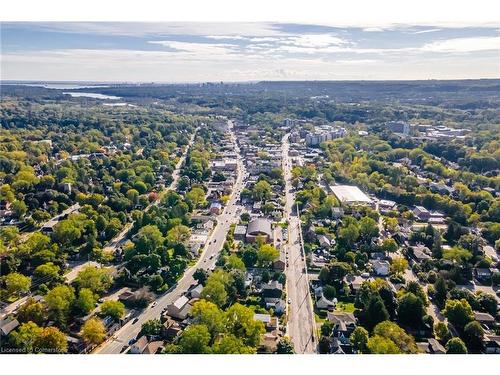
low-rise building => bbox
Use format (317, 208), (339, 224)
(167, 295), (192, 320)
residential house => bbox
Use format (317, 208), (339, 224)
(316, 295), (337, 310)
(484, 335), (500, 354)
(370, 260), (390, 276)
(161, 318), (182, 341)
(262, 280), (283, 299)
(130, 336), (149, 354)
(190, 284), (204, 299)
(273, 251), (286, 271)
(0, 318), (19, 336)
(167, 295), (192, 320)
(417, 338), (446, 354)
(143, 341), (164, 354)
(413, 206), (430, 221)
(233, 225), (247, 241)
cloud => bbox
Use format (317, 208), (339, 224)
(206, 35), (248, 40)
(421, 36), (500, 52)
(282, 34), (347, 48)
(148, 40), (239, 55)
(412, 28), (442, 34)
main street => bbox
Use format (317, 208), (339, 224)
(282, 133), (317, 354)
(95, 121), (245, 354)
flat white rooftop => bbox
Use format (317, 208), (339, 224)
(330, 185), (372, 204)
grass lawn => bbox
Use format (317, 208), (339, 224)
(336, 301), (356, 313)
(314, 312), (327, 323)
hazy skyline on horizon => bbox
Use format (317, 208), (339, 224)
(2, 22), (500, 82)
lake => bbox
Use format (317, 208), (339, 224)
(63, 92), (122, 100)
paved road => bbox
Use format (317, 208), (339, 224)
(94, 121), (244, 354)
(102, 129), (198, 254)
(64, 261), (100, 283)
(282, 134), (317, 354)
(19, 203), (81, 241)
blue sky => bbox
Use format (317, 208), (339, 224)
(1, 22), (499, 81)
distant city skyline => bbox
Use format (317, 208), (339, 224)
(1, 22), (500, 82)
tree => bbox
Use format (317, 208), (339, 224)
(434, 322), (451, 343)
(3, 272), (31, 297)
(351, 326), (369, 353)
(257, 244), (279, 266)
(16, 297), (47, 326)
(433, 276), (448, 308)
(380, 238), (398, 253)
(166, 224), (191, 246)
(367, 335), (401, 354)
(397, 292), (425, 328)
(149, 274), (164, 291)
(363, 295), (389, 331)
(140, 319), (162, 336)
(359, 216), (379, 242)
(33, 262), (60, 284)
(35, 326), (68, 353)
(338, 224), (359, 247)
(53, 219), (81, 246)
(213, 334), (255, 354)
(100, 300), (125, 320)
(383, 217), (398, 233)
(193, 269), (208, 285)
(190, 300), (225, 339)
(74, 266), (112, 294)
(226, 254), (246, 271)
(178, 324), (211, 354)
(201, 278), (228, 308)
(446, 337), (468, 354)
(73, 288), (96, 315)
(253, 180), (272, 201)
(11, 200), (27, 218)
(45, 285), (75, 328)
(186, 187), (206, 209)
(443, 247), (472, 263)
(323, 285), (337, 300)
(476, 293), (497, 316)
(81, 317), (106, 346)
(225, 303), (265, 347)
(442, 299), (474, 331)
(10, 321), (43, 353)
(276, 337), (295, 354)
(371, 285), (394, 318)
(463, 321), (484, 352)
(390, 257), (408, 275)
(372, 321), (418, 353)
(134, 225), (164, 254)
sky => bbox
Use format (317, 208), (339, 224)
(1, 22), (500, 82)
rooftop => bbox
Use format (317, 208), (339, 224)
(329, 185), (372, 205)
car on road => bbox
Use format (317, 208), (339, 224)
(128, 338), (137, 345)
(288, 298), (291, 304)
(132, 318), (139, 324)
(209, 254), (215, 259)
(151, 302), (157, 308)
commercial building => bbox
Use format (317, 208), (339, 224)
(329, 185), (372, 206)
(386, 121), (410, 136)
